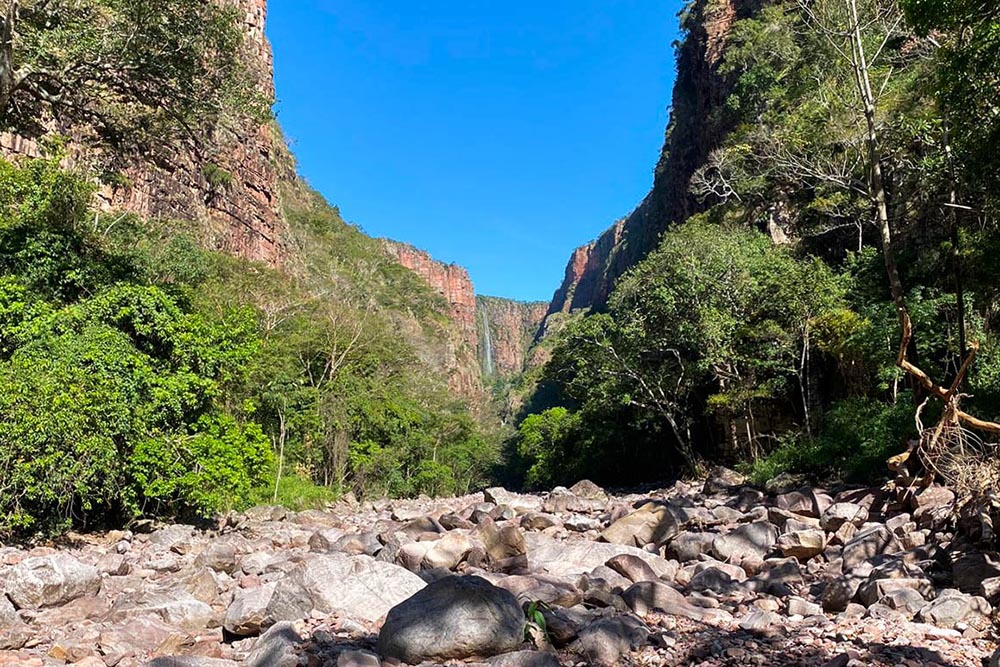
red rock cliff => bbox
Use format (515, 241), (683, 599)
(0, 0), (284, 265)
(477, 297), (548, 377)
(547, 0), (759, 315)
(383, 240), (483, 396)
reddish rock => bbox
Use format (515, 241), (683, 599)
(545, 0), (752, 316)
(383, 241), (483, 396)
(1, 0), (284, 265)
(477, 296), (547, 377)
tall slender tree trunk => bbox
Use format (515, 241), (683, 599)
(846, 0), (906, 318)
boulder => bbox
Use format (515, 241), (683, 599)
(308, 528), (347, 553)
(703, 467), (746, 495)
(245, 621), (302, 667)
(193, 541), (239, 574)
(841, 526), (898, 571)
(0, 595), (16, 627)
(376, 576), (524, 663)
(857, 578), (933, 607)
(526, 534), (673, 579)
(953, 553), (1000, 595)
(601, 502), (680, 547)
(777, 529), (826, 560)
(568, 480), (608, 501)
(270, 554), (425, 623)
(622, 581), (730, 623)
(337, 650), (381, 667)
(666, 531), (716, 563)
(820, 503), (869, 533)
(570, 616), (648, 667)
(605, 554), (659, 584)
(5, 553), (100, 609)
(478, 518), (528, 571)
(224, 582), (276, 636)
(494, 574), (583, 608)
(108, 589), (213, 631)
(880, 587), (928, 616)
(485, 650), (560, 667)
(918, 590), (992, 629)
(688, 567), (735, 593)
(712, 522), (777, 562)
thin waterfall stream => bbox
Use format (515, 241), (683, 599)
(482, 308), (494, 376)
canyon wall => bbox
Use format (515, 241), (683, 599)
(384, 241), (549, 391)
(547, 0), (760, 315)
(477, 297), (549, 378)
(0, 0), (284, 265)
(382, 241), (483, 396)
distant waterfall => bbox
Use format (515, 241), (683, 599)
(482, 308), (494, 376)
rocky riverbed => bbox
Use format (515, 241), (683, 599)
(0, 470), (997, 667)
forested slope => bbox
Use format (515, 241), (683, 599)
(518, 0), (1000, 492)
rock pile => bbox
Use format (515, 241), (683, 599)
(0, 469), (995, 666)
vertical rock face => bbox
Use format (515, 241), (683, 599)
(383, 240), (483, 396)
(0, 0), (284, 265)
(547, 0), (758, 315)
(477, 297), (548, 378)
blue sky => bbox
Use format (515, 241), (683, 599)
(266, 1), (683, 302)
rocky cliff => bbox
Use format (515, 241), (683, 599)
(477, 297), (548, 378)
(382, 241), (549, 389)
(547, 0), (759, 315)
(0, 0), (284, 264)
(382, 241), (483, 396)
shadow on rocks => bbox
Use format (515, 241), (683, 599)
(664, 628), (968, 667)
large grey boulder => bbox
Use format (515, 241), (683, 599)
(570, 616), (648, 667)
(245, 622), (302, 667)
(953, 553), (1000, 595)
(5, 553), (100, 609)
(621, 581), (731, 624)
(918, 590), (992, 629)
(666, 532), (716, 562)
(601, 502), (680, 547)
(842, 526), (899, 570)
(377, 576), (525, 663)
(526, 534), (673, 579)
(269, 554), (425, 623)
(224, 582), (277, 636)
(712, 522), (777, 562)
(777, 529), (826, 560)
(0, 595), (15, 626)
(702, 467), (746, 495)
(820, 503), (869, 533)
(108, 589), (213, 631)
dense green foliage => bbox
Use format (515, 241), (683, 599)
(0, 154), (495, 536)
(0, 156), (271, 533)
(516, 0), (1000, 488)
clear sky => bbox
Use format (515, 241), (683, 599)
(266, 1), (683, 302)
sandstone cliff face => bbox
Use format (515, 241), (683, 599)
(383, 241), (549, 391)
(0, 0), (283, 265)
(383, 240), (483, 396)
(547, 0), (759, 315)
(477, 297), (548, 378)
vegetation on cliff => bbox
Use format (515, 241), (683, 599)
(0, 2), (497, 536)
(516, 0), (1000, 489)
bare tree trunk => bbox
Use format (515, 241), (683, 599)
(0, 1), (16, 120)
(847, 0), (905, 318)
(944, 116), (967, 357)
